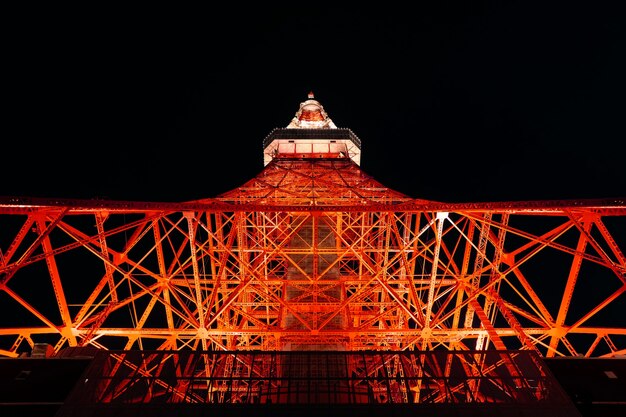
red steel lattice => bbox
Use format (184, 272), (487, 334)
(0, 95), (625, 361)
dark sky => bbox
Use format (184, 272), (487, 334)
(4, 3), (625, 203)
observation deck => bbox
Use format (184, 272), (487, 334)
(263, 92), (362, 166)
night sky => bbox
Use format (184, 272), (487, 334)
(4, 3), (625, 203)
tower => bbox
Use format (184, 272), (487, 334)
(0, 93), (624, 415)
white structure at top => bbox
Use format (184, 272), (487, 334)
(262, 92), (362, 166)
(287, 91), (338, 129)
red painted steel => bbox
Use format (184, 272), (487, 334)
(0, 95), (625, 361)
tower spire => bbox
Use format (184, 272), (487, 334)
(262, 93), (361, 166)
(287, 92), (336, 129)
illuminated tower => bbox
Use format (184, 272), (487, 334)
(0, 93), (624, 414)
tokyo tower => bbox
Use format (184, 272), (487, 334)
(0, 93), (624, 414)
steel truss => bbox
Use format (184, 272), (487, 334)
(0, 159), (625, 359)
(60, 349), (572, 406)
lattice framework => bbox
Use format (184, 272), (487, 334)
(1, 159), (625, 359)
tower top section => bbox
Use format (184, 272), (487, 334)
(263, 93), (362, 166)
(286, 91), (338, 129)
